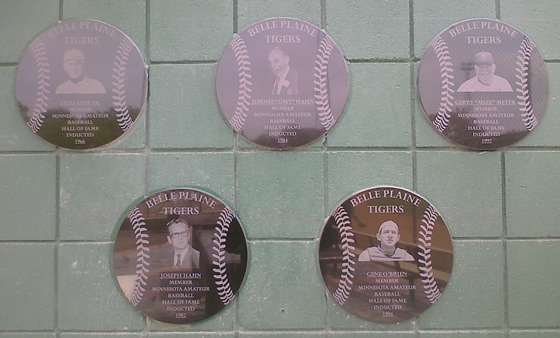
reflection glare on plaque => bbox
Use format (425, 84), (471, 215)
(319, 186), (453, 323)
(216, 17), (349, 149)
(16, 19), (147, 150)
(112, 188), (248, 324)
(418, 18), (548, 150)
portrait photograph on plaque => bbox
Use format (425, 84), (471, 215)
(418, 18), (548, 150)
(112, 188), (248, 324)
(16, 19), (148, 150)
(216, 17), (349, 149)
(319, 186), (453, 323)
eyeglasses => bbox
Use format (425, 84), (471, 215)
(169, 231), (189, 239)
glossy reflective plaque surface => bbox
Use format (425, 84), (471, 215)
(16, 19), (147, 149)
(418, 18), (547, 150)
(112, 188), (248, 324)
(216, 17), (349, 149)
(319, 186), (453, 323)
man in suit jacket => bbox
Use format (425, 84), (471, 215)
(268, 46), (298, 96)
(167, 218), (200, 270)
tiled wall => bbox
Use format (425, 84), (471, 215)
(1, 0), (559, 336)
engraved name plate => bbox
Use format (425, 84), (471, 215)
(16, 19), (147, 149)
(216, 17), (349, 149)
(319, 186), (453, 322)
(112, 188), (248, 324)
(418, 18), (548, 150)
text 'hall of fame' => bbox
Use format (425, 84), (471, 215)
(216, 18), (348, 149)
(112, 188), (248, 324)
(16, 19), (147, 149)
(418, 18), (548, 150)
(319, 187), (453, 323)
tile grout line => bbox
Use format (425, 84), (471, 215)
(59, 0), (63, 21)
(409, 0), (418, 193)
(321, 0), (326, 29)
(408, 1), (421, 335)
(232, 1), (241, 336)
(501, 150), (510, 336)
(497, 3), (509, 336)
(55, 3), (63, 338)
(321, 0), (331, 333)
(54, 150), (61, 337)
(144, 0), (152, 334)
(145, 0), (152, 198)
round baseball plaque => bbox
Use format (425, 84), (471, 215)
(112, 188), (248, 324)
(319, 186), (453, 323)
(418, 18), (548, 150)
(16, 19), (147, 150)
(216, 17), (349, 149)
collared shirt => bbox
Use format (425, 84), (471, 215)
(358, 246), (415, 262)
(56, 76), (106, 94)
(457, 75), (513, 92)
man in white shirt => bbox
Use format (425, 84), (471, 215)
(457, 51), (513, 92)
(56, 49), (106, 94)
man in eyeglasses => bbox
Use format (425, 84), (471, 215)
(457, 51), (513, 92)
(167, 218), (200, 270)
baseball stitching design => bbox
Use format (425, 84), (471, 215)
(431, 36), (455, 133)
(229, 34), (252, 132)
(212, 206), (236, 305)
(28, 39), (50, 133)
(112, 37), (134, 132)
(127, 207), (150, 306)
(515, 37), (537, 131)
(314, 35), (336, 131)
(417, 205), (442, 304)
(332, 205), (356, 305)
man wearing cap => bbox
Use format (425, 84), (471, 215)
(457, 51), (513, 92)
(56, 49), (106, 94)
(358, 220), (414, 262)
(165, 218), (200, 270)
